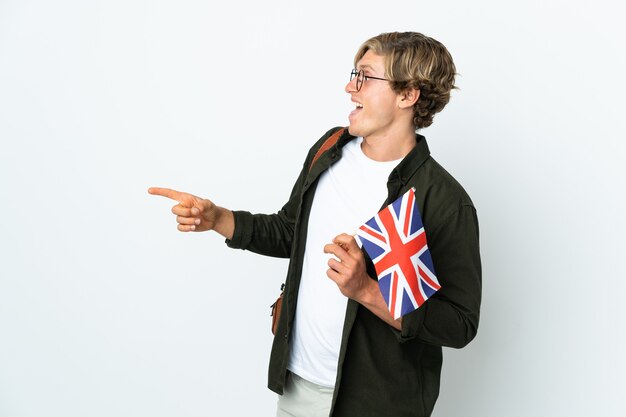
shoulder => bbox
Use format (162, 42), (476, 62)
(411, 156), (476, 230)
(302, 126), (349, 168)
(307, 126), (346, 154)
(423, 157), (474, 204)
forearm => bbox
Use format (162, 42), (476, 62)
(226, 209), (296, 258)
(398, 206), (481, 347)
(355, 275), (478, 346)
(212, 206), (235, 240)
(356, 278), (402, 331)
(412, 297), (479, 348)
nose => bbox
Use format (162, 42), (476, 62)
(345, 76), (358, 94)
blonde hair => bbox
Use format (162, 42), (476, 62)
(354, 32), (457, 129)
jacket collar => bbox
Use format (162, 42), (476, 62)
(335, 130), (431, 188)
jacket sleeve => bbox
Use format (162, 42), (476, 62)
(395, 204), (482, 348)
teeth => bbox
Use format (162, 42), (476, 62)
(356, 103), (363, 108)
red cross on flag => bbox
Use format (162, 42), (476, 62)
(356, 188), (440, 319)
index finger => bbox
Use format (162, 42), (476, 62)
(324, 242), (349, 261)
(148, 187), (184, 202)
(332, 233), (359, 251)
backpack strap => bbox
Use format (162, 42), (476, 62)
(308, 127), (346, 172)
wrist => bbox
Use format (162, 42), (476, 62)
(358, 276), (381, 306)
(212, 205), (234, 240)
(358, 277), (402, 330)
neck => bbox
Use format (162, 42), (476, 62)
(361, 126), (416, 162)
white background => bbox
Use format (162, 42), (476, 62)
(1, 0), (625, 416)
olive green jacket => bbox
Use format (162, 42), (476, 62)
(226, 127), (481, 417)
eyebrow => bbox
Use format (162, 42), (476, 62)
(357, 64), (383, 77)
(358, 64), (375, 72)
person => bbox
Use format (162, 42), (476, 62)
(149, 32), (481, 417)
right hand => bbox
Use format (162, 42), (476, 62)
(148, 187), (225, 233)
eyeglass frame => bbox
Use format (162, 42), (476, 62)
(349, 69), (390, 92)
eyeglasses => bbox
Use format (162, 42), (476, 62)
(350, 69), (390, 92)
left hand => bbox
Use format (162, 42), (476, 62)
(325, 233), (402, 330)
(324, 233), (374, 302)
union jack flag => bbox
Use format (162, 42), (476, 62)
(356, 188), (440, 319)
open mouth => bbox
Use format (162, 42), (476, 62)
(349, 100), (363, 122)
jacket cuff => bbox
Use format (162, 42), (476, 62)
(391, 303), (427, 343)
(225, 210), (254, 249)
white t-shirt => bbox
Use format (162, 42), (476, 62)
(287, 137), (401, 387)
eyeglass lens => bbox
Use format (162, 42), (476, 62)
(350, 70), (363, 91)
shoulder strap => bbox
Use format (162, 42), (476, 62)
(308, 127), (346, 172)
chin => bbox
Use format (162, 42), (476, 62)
(347, 124), (361, 137)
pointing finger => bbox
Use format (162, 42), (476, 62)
(148, 187), (185, 202)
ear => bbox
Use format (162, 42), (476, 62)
(398, 87), (420, 109)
